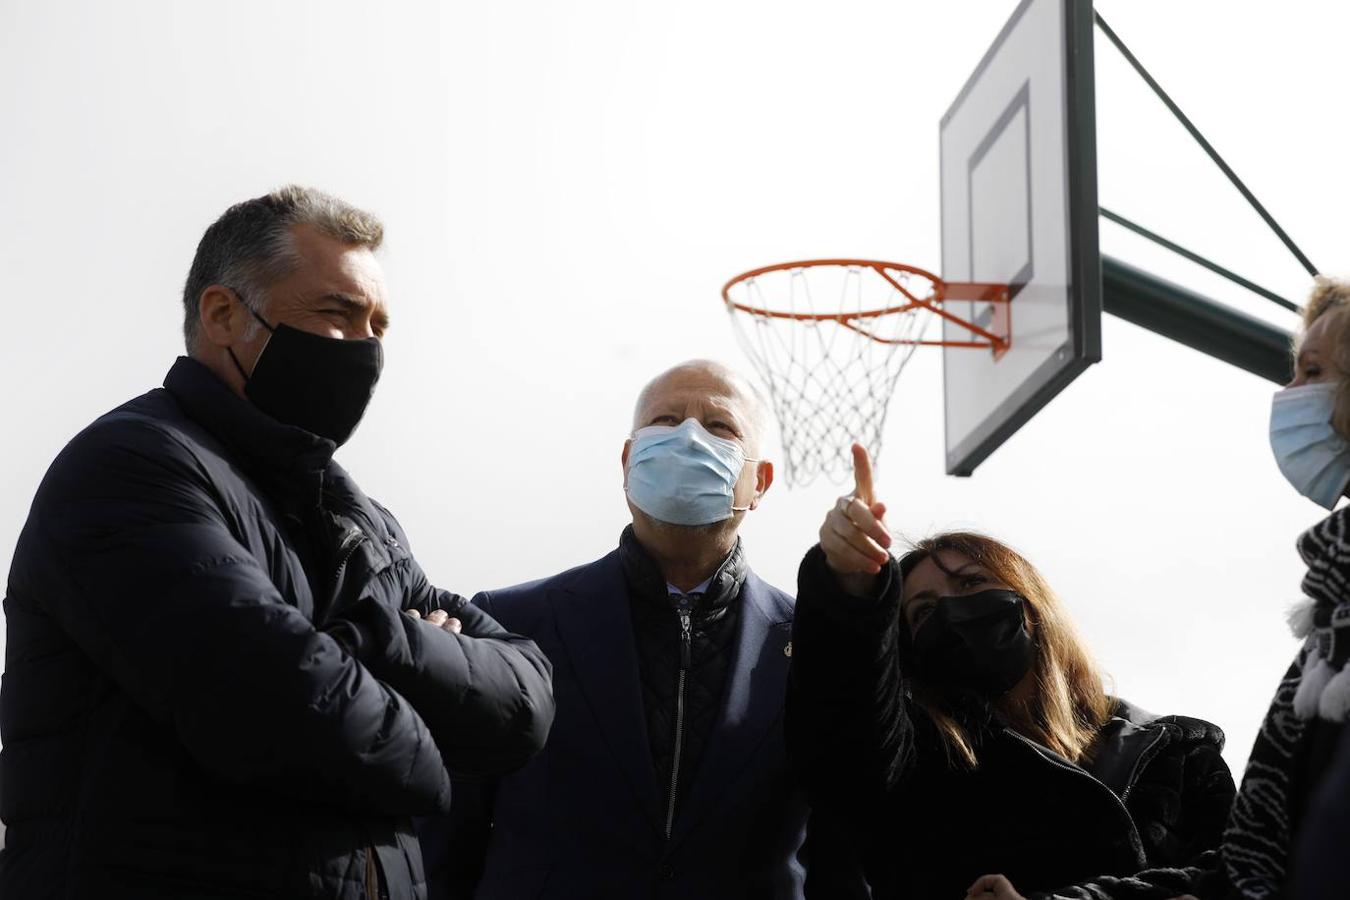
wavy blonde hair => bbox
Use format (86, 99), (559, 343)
(1298, 277), (1350, 439)
(899, 532), (1114, 769)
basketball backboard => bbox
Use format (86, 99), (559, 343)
(939, 0), (1101, 476)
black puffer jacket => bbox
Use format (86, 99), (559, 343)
(0, 357), (555, 899)
(786, 546), (1235, 899)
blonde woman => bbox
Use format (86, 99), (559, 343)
(785, 448), (1235, 899)
(1225, 276), (1350, 899)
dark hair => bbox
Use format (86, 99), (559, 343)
(181, 185), (383, 350)
(899, 531), (1112, 768)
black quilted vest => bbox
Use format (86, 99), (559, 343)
(619, 526), (745, 837)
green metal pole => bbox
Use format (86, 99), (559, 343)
(1101, 255), (1293, 385)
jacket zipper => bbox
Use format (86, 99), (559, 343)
(1005, 730), (1145, 854)
(1118, 729), (1168, 803)
(664, 597), (693, 841)
(332, 525), (366, 594)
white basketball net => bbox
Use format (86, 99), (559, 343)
(724, 262), (943, 487)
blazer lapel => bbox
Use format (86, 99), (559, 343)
(671, 574), (792, 845)
(551, 552), (663, 835)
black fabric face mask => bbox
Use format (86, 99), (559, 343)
(228, 308), (383, 447)
(910, 589), (1036, 697)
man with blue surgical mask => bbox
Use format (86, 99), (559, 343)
(421, 360), (822, 899)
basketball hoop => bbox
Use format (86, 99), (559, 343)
(722, 259), (1009, 487)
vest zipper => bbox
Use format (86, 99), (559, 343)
(664, 598), (693, 841)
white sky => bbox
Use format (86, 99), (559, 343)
(3, 0), (1349, 777)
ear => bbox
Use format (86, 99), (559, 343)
(748, 459), (774, 509)
(198, 285), (243, 349)
(620, 439), (633, 488)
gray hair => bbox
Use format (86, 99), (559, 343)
(181, 185), (384, 350)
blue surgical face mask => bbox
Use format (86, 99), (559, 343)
(1271, 382), (1350, 510)
(625, 418), (760, 526)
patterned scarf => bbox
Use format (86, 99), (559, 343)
(1224, 506), (1350, 898)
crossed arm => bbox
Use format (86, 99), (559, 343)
(326, 559), (555, 780)
(28, 417), (552, 815)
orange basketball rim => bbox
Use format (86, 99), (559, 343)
(721, 259), (1010, 355)
(720, 258), (1013, 487)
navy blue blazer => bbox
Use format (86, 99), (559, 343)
(422, 548), (807, 899)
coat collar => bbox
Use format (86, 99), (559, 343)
(1036, 698), (1223, 803)
(163, 356), (335, 508)
(616, 524), (747, 611)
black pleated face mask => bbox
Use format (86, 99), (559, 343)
(229, 308), (383, 447)
(910, 589), (1036, 697)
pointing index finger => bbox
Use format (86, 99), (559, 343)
(851, 443), (876, 507)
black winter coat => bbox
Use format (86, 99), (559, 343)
(0, 357), (555, 899)
(786, 546), (1235, 899)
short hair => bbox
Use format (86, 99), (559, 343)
(631, 360), (770, 456)
(897, 532), (1113, 770)
(181, 185), (383, 350)
(1298, 276), (1350, 439)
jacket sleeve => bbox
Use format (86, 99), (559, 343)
(327, 568), (555, 779)
(1025, 852), (1226, 900)
(785, 544), (913, 818)
(408, 589), (541, 899)
(1171, 741), (1236, 863)
(26, 417), (451, 816)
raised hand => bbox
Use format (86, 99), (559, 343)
(819, 443), (892, 595)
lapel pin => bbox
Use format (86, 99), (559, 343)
(783, 641), (793, 658)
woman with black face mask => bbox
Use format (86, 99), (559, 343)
(785, 446), (1235, 900)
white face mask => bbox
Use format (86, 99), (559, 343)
(1270, 382), (1350, 510)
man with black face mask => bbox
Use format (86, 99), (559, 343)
(0, 186), (555, 900)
